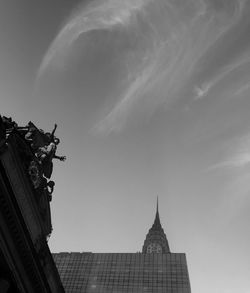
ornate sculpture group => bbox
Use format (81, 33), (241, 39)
(0, 115), (66, 200)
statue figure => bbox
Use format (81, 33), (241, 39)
(0, 115), (66, 192)
(0, 115), (18, 139)
(39, 177), (55, 201)
(24, 121), (51, 149)
(23, 121), (66, 178)
(46, 181), (55, 201)
(36, 137), (66, 179)
(45, 123), (57, 143)
(2, 116), (18, 130)
(0, 116), (19, 149)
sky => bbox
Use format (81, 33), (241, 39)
(1, 0), (250, 292)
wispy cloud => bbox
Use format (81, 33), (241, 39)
(209, 153), (250, 170)
(37, 0), (151, 79)
(193, 83), (212, 100)
(209, 133), (250, 171)
(235, 82), (250, 96)
(205, 132), (250, 215)
(37, 0), (248, 133)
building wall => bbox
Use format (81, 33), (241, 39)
(0, 131), (65, 293)
(53, 252), (191, 293)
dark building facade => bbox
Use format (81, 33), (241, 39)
(54, 200), (191, 292)
(0, 117), (65, 293)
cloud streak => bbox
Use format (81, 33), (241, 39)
(37, 0), (249, 133)
(38, 0), (151, 78)
(209, 133), (250, 170)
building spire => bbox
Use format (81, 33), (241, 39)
(142, 197), (170, 253)
(152, 196), (161, 230)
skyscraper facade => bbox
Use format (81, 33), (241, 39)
(54, 201), (191, 292)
